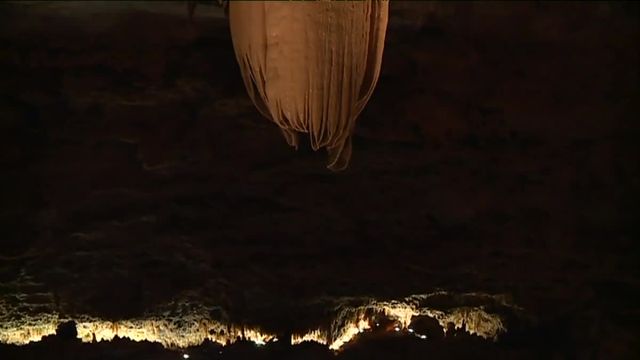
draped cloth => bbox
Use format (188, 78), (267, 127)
(229, 1), (389, 171)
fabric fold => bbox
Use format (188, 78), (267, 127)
(229, 0), (389, 171)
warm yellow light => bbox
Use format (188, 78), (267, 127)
(289, 294), (510, 350)
(1, 292), (513, 351)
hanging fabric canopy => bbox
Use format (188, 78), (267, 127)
(229, 0), (389, 171)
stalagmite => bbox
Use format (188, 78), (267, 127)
(229, 1), (389, 170)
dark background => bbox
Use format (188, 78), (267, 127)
(1, 1), (638, 359)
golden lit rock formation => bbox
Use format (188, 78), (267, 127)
(229, 0), (389, 170)
(1, 292), (517, 351)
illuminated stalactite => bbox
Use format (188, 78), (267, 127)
(229, 0), (389, 170)
(290, 295), (510, 350)
(0, 292), (518, 351)
(0, 323), (58, 346)
(75, 320), (275, 348)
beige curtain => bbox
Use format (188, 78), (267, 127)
(229, 1), (389, 171)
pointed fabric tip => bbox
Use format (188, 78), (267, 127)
(229, 0), (388, 171)
(327, 136), (353, 172)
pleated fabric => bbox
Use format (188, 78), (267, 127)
(229, 1), (389, 171)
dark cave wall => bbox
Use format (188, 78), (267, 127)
(0, 1), (639, 358)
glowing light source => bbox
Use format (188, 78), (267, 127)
(329, 318), (371, 350)
(182, 354), (190, 359)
